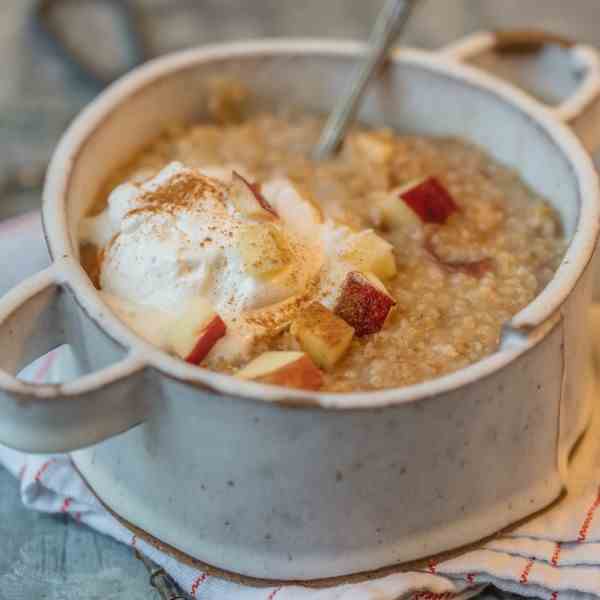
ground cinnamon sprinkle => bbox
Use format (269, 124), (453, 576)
(135, 172), (227, 215)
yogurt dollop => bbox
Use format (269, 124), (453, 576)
(80, 162), (387, 363)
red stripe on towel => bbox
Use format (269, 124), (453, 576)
(549, 544), (561, 599)
(191, 573), (208, 597)
(34, 459), (54, 482)
(551, 542), (562, 567)
(578, 486), (600, 542)
(266, 587), (282, 600)
(519, 558), (534, 584)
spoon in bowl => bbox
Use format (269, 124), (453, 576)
(312, 0), (419, 161)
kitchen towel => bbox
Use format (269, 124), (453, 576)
(2, 212), (600, 600)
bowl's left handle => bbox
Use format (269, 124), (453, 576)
(441, 30), (600, 152)
(0, 264), (149, 453)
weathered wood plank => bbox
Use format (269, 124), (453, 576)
(0, 468), (156, 600)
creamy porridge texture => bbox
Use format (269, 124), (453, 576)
(80, 113), (565, 392)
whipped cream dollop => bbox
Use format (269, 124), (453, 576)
(80, 162), (389, 363)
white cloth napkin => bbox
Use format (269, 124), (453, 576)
(3, 212), (600, 600)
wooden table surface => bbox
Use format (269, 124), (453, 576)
(0, 467), (157, 600)
(3, 1), (600, 598)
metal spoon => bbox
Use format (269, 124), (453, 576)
(312, 0), (419, 161)
(135, 549), (187, 600)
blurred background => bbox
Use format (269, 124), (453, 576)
(3, 0), (600, 220)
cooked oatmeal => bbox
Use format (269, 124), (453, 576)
(81, 113), (565, 392)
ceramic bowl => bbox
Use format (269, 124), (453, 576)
(0, 31), (599, 581)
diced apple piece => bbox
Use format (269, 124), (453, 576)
(334, 271), (396, 337)
(237, 351), (323, 390)
(399, 177), (458, 224)
(185, 315), (227, 364)
(167, 298), (227, 364)
(230, 171), (278, 220)
(341, 230), (397, 279)
(290, 302), (354, 370)
(260, 179), (323, 239)
(376, 190), (424, 230)
(352, 132), (394, 164)
(238, 223), (291, 278)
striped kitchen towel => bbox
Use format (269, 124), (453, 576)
(2, 211), (600, 599)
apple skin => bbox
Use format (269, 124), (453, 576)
(424, 236), (493, 278)
(185, 315), (227, 365)
(334, 271), (396, 337)
(238, 351), (323, 390)
(231, 171), (278, 219)
(399, 177), (458, 224)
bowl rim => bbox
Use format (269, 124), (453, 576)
(42, 38), (600, 410)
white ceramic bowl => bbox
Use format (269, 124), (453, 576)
(0, 32), (599, 582)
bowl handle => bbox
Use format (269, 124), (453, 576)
(440, 30), (600, 150)
(0, 264), (149, 453)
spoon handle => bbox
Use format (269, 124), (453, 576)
(312, 0), (419, 161)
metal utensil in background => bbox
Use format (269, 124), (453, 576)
(136, 548), (188, 600)
(312, 0), (419, 160)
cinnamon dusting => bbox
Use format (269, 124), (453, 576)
(134, 171), (227, 216)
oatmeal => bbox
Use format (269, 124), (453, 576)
(80, 113), (565, 392)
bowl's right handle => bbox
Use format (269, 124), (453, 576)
(0, 263), (149, 454)
(443, 31), (600, 480)
(441, 30), (600, 153)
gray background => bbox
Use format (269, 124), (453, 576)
(2, 1), (600, 598)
